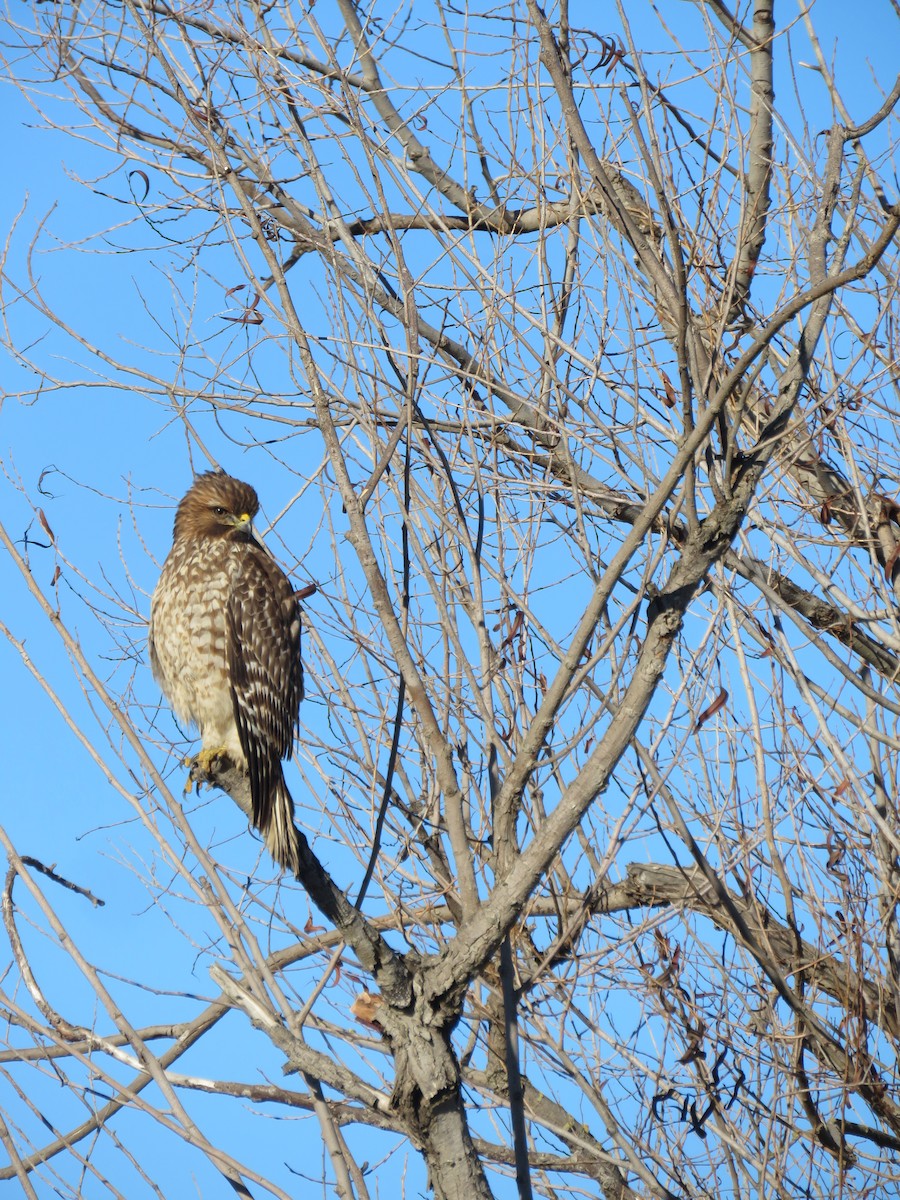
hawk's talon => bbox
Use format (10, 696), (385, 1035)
(185, 747), (231, 793)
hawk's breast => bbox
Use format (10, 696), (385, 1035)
(149, 538), (239, 743)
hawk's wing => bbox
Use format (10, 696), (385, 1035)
(226, 539), (303, 832)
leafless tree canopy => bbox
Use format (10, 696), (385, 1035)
(2, 2), (900, 1197)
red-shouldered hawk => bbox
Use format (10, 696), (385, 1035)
(149, 472), (303, 874)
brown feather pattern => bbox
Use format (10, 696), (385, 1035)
(149, 471), (303, 873)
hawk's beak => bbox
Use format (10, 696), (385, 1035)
(229, 512), (253, 532)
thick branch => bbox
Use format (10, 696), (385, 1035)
(607, 862), (900, 1043)
(190, 756), (412, 1006)
(725, 2), (775, 322)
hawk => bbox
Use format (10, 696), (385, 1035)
(149, 471), (303, 874)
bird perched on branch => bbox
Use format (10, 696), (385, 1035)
(149, 471), (303, 874)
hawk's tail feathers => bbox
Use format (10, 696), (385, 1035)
(263, 774), (301, 876)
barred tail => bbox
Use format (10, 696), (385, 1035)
(262, 774), (300, 876)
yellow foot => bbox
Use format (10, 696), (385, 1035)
(184, 747), (230, 793)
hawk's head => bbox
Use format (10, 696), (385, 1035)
(173, 472), (260, 542)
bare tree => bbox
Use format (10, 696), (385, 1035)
(2, 2), (900, 1197)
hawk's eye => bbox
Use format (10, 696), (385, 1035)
(212, 506), (228, 517)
